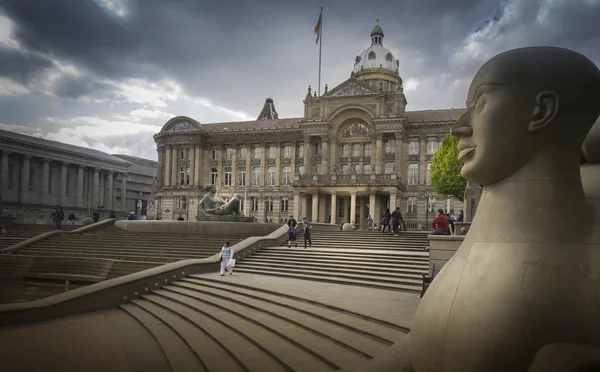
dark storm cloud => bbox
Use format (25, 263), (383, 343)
(0, 45), (55, 83)
(52, 74), (114, 100)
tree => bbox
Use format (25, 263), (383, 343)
(430, 134), (467, 202)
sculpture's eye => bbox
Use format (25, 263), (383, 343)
(475, 96), (486, 112)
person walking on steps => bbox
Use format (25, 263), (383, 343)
(287, 215), (298, 248)
(219, 241), (234, 276)
(381, 208), (392, 233)
(391, 207), (404, 236)
(302, 217), (312, 249)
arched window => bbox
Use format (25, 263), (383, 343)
(355, 55), (361, 63)
(342, 144), (349, 157)
(385, 53), (393, 61)
(368, 51), (376, 60)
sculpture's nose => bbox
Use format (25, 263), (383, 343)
(451, 110), (473, 137)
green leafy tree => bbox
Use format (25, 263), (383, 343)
(430, 134), (467, 202)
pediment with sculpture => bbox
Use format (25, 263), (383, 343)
(341, 123), (371, 139)
(324, 78), (379, 98)
(161, 116), (205, 133)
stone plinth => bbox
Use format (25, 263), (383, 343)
(342, 223), (355, 231)
(81, 216), (94, 226)
(114, 220), (273, 234)
(428, 234), (465, 272)
(195, 215), (255, 223)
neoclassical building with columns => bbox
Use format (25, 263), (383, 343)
(0, 129), (157, 224)
(153, 22), (465, 228)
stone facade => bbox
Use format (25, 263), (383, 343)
(153, 23), (465, 228)
(0, 129), (157, 224)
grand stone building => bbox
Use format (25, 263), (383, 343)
(0, 129), (157, 224)
(154, 22), (465, 228)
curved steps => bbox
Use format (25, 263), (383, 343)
(119, 275), (406, 371)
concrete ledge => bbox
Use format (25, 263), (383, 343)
(0, 223), (289, 327)
(453, 222), (471, 235)
(114, 220), (276, 234)
(0, 219), (117, 254)
(428, 234), (465, 272)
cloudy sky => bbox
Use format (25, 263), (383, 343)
(1, 0), (599, 160)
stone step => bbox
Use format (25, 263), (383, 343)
(230, 267), (422, 293)
(120, 303), (207, 372)
(241, 257), (428, 274)
(256, 249), (428, 260)
(248, 253), (428, 268)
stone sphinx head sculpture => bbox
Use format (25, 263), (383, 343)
(451, 46), (600, 186)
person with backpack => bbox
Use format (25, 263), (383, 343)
(127, 210), (137, 220)
(391, 207), (405, 236)
(53, 207), (64, 230)
(219, 241), (234, 276)
(67, 212), (76, 225)
(302, 217), (312, 249)
(287, 215), (298, 248)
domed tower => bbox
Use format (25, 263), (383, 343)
(353, 20), (403, 92)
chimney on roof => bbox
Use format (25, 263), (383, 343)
(257, 98), (279, 120)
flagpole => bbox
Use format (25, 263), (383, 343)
(318, 6), (323, 96)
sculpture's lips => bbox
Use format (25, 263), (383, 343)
(457, 145), (476, 160)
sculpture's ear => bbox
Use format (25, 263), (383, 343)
(529, 91), (559, 133)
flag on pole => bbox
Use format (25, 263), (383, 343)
(314, 8), (322, 44)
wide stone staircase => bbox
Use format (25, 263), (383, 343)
(118, 274), (407, 372)
(234, 225), (430, 293)
(0, 224), (78, 250)
(1, 224), (279, 284)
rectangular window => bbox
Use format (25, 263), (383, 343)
(211, 149), (218, 160)
(225, 148), (233, 160)
(268, 146), (276, 159)
(315, 143), (322, 155)
(252, 167), (260, 186)
(239, 147), (246, 160)
(283, 145), (291, 158)
(280, 197), (289, 212)
(29, 165), (34, 191)
(363, 143), (371, 156)
(385, 140), (396, 154)
(363, 164), (371, 174)
(267, 167), (275, 186)
(48, 169), (53, 193)
(282, 166), (291, 185)
(342, 144), (349, 157)
(211, 168), (218, 185)
(224, 166), (232, 186)
(180, 167), (185, 185)
(409, 141), (419, 155)
(407, 197), (416, 213)
(186, 167), (191, 185)
(353, 164), (360, 174)
(253, 147), (261, 159)
(352, 143), (360, 157)
(266, 196), (273, 212)
(251, 197), (258, 211)
(338, 199), (344, 218)
(408, 164), (419, 185)
(238, 169), (246, 186)
(314, 163), (322, 175)
(427, 140), (439, 155)
(297, 145), (304, 158)
(178, 196), (187, 210)
(384, 162), (394, 174)
(341, 164), (349, 175)
(180, 150), (185, 160)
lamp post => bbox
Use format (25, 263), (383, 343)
(185, 193), (194, 221)
(422, 191), (435, 231)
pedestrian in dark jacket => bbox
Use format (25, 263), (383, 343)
(92, 211), (100, 223)
(381, 209), (392, 233)
(287, 215), (298, 248)
(391, 207), (404, 236)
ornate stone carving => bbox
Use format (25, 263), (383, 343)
(342, 123), (371, 138)
(330, 82), (377, 97)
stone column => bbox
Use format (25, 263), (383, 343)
(164, 145), (171, 187)
(42, 159), (50, 205)
(290, 142), (297, 182)
(157, 146), (164, 187)
(189, 146), (196, 186)
(321, 137), (329, 176)
(330, 192), (337, 224)
(419, 136), (427, 185)
(171, 146), (178, 186)
(342, 197), (349, 223)
(194, 146), (202, 185)
(106, 171), (114, 210)
(350, 192), (357, 225)
(245, 143), (252, 187)
(329, 140), (337, 174)
(121, 174), (128, 212)
(77, 165), (85, 208)
(375, 136), (383, 174)
(319, 196), (327, 223)
(259, 145), (266, 186)
(359, 197), (366, 230)
(395, 131), (403, 178)
(1, 151), (9, 192)
(60, 162), (68, 206)
(275, 143), (281, 186)
(311, 193), (319, 222)
(293, 192), (300, 219)
(21, 155), (31, 203)
(301, 195), (308, 219)
(258, 198), (266, 223)
(93, 168), (100, 207)
(303, 136), (312, 175)
(390, 191), (397, 211)
(231, 148), (237, 188)
(217, 145), (224, 188)
(369, 192), (376, 221)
